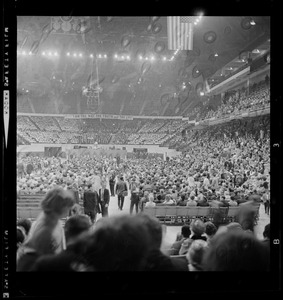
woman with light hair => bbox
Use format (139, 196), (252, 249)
(17, 187), (75, 271)
(186, 239), (208, 271)
(145, 193), (156, 207)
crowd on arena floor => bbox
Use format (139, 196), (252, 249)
(16, 185), (270, 272)
(17, 115), (270, 271)
(16, 76), (271, 272)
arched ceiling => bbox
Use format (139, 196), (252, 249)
(17, 16), (270, 115)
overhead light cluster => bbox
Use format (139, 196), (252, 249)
(18, 49), (183, 63)
(17, 50), (59, 57)
(114, 54), (131, 61)
(169, 48), (180, 61)
(194, 15), (203, 25)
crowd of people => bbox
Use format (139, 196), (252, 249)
(16, 186), (270, 272)
(16, 79), (271, 272)
(16, 124), (271, 272)
(183, 79), (270, 122)
(17, 112), (270, 217)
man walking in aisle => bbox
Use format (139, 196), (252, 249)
(98, 180), (110, 217)
(115, 177), (128, 211)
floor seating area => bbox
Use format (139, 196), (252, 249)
(143, 204), (261, 225)
(17, 194), (261, 227)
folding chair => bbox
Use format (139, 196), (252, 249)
(165, 206), (177, 224)
(226, 207), (239, 222)
(197, 207), (210, 222)
(176, 207), (189, 224)
(143, 206), (157, 218)
(155, 206), (167, 223)
(187, 207), (199, 222)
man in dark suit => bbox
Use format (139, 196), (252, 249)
(83, 184), (100, 224)
(115, 177), (128, 210)
(98, 181), (110, 217)
(109, 174), (116, 197)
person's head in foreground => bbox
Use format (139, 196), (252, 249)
(202, 230), (270, 271)
(81, 214), (150, 271)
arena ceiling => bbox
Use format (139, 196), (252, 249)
(17, 16), (270, 116)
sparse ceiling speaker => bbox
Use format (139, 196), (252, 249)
(203, 31), (217, 43)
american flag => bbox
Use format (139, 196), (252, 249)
(167, 16), (195, 50)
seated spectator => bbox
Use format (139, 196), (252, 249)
(17, 226), (26, 250)
(17, 187), (75, 271)
(186, 196), (197, 206)
(219, 196), (230, 207)
(17, 218), (32, 236)
(169, 225), (191, 255)
(143, 181), (153, 193)
(204, 221), (217, 244)
(30, 215), (92, 272)
(262, 223), (270, 249)
(248, 189), (262, 203)
(81, 215), (150, 271)
(161, 194), (176, 206)
(145, 194), (156, 207)
(227, 198), (238, 206)
(136, 214), (182, 271)
(186, 240), (208, 271)
(215, 222), (243, 236)
(197, 197), (210, 207)
(179, 219), (207, 255)
(171, 189), (178, 201)
(202, 230), (270, 271)
(237, 203), (257, 233)
(155, 189), (166, 203)
(69, 203), (83, 217)
(139, 190), (150, 210)
(177, 194), (188, 206)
